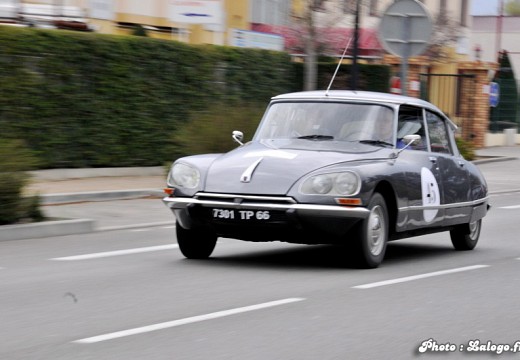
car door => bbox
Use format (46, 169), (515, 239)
(424, 110), (471, 226)
(395, 106), (445, 231)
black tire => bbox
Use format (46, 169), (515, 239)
(450, 219), (481, 251)
(351, 192), (389, 268)
(176, 221), (217, 259)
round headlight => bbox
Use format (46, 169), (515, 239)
(169, 163), (200, 189)
(334, 172), (359, 195)
(312, 175), (333, 194)
(300, 171), (360, 196)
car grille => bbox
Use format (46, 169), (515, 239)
(194, 192), (297, 205)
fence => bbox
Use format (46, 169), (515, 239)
(420, 73), (477, 141)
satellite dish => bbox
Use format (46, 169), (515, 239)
(378, 0), (433, 58)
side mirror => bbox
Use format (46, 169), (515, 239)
(232, 130), (244, 146)
(395, 134), (421, 157)
(403, 134), (421, 144)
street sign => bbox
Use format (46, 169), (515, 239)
(229, 29), (284, 51)
(489, 82), (500, 107)
(378, 0), (433, 58)
(378, 0), (433, 95)
(390, 76), (401, 94)
(169, 0), (223, 25)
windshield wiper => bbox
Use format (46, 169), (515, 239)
(297, 134), (334, 140)
(358, 140), (394, 148)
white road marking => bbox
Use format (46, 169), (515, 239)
(50, 244), (178, 261)
(352, 265), (490, 289)
(500, 205), (520, 209)
(73, 298), (306, 344)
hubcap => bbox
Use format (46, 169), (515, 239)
(368, 205), (386, 256)
(468, 221), (480, 241)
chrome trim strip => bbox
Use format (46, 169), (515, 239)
(163, 196), (370, 219)
(398, 197), (489, 212)
(194, 193), (297, 203)
(240, 157), (263, 183)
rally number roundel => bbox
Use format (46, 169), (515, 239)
(420, 167), (440, 223)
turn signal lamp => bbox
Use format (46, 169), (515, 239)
(335, 198), (362, 206)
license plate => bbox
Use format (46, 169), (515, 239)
(212, 208), (271, 221)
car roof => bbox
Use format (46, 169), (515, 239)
(271, 90), (456, 128)
(272, 90), (435, 110)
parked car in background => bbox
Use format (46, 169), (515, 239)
(163, 91), (489, 268)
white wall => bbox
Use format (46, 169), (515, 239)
(485, 131), (520, 146)
(0, 0), (18, 19)
(88, 0), (113, 20)
(470, 16), (520, 79)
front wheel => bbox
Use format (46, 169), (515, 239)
(176, 221), (217, 259)
(351, 192), (389, 268)
(450, 219), (481, 250)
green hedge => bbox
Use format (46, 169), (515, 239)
(0, 27), (390, 168)
(292, 62), (391, 92)
(171, 100), (266, 159)
(0, 140), (43, 225)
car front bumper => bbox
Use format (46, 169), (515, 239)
(163, 192), (370, 244)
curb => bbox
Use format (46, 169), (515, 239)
(473, 156), (518, 165)
(98, 221), (175, 233)
(0, 219), (176, 242)
(41, 189), (164, 205)
(489, 188), (520, 195)
(29, 166), (165, 181)
(0, 218), (95, 242)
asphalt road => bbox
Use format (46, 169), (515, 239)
(2, 187), (520, 360)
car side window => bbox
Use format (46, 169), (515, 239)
(397, 106), (427, 150)
(426, 111), (452, 155)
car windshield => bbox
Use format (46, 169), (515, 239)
(254, 101), (396, 147)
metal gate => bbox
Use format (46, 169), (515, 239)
(420, 73), (477, 141)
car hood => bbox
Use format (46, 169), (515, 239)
(203, 141), (387, 195)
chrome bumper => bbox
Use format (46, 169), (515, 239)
(162, 196), (370, 219)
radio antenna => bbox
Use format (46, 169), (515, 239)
(325, 37), (352, 96)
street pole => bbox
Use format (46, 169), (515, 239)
(351, 0), (360, 90)
(495, 0), (504, 61)
(400, 14), (411, 96)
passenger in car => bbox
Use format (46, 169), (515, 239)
(397, 117), (425, 150)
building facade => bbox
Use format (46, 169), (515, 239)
(2, 1), (472, 55)
(470, 15), (520, 78)
(1, 0), (250, 45)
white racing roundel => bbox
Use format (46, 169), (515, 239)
(421, 167), (440, 223)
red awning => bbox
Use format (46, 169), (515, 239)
(251, 23), (383, 57)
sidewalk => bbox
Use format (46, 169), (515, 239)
(27, 175), (165, 195)
(31, 167), (173, 236)
(1, 167), (172, 242)
(2, 146), (519, 242)
(474, 145), (520, 163)
(26, 167), (166, 205)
